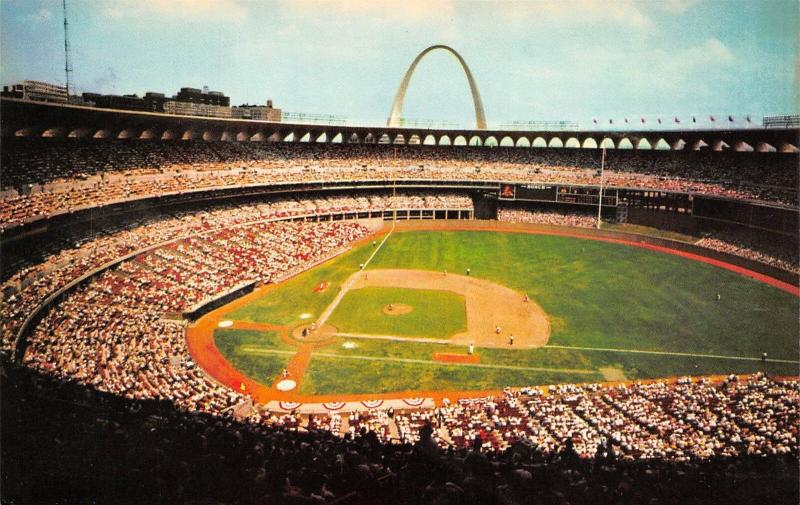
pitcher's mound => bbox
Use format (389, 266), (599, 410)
(382, 303), (413, 316)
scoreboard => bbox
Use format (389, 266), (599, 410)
(499, 183), (618, 206)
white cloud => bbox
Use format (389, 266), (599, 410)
(101, 0), (248, 23)
(282, 0), (455, 25)
(503, 0), (654, 31)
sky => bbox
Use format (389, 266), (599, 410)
(1, 0), (797, 128)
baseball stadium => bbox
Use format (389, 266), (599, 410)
(2, 3), (799, 504)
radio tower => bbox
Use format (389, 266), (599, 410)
(62, 0), (74, 99)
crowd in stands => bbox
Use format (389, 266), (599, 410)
(20, 220), (369, 415)
(497, 206), (598, 228)
(4, 359), (798, 504)
(0, 192), (471, 353)
(696, 233), (800, 274)
(1, 140), (797, 228)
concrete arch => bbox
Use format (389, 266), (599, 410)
(652, 138), (671, 150)
(15, 128), (38, 137)
(532, 137), (547, 148)
(117, 129), (139, 139)
(635, 138), (652, 150)
(617, 138), (634, 149)
(779, 143), (799, 153)
(515, 137), (531, 147)
(220, 131), (235, 141)
(483, 136), (498, 147)
(387, 45), (487, 129)
(438, 135), (452, 146)
(453, 135), (467, 146)
(499, 136), (514, 147)
(298, 132), (311, 143)
(599, 138), (615, 149)
(581, 138), (598, 149)
(755, 142), (776, 152)
(423, 134), (437, 145)
(69, 128), (91, 139)
(42, 128), (66, 138)
(315, 132), (328, 143)
(331, 133), (344, 143)
(94, 129), (113, 139)
(564, 137), (581, 148)
(468, 135), (482, 146)
(548, 137), (563, 148)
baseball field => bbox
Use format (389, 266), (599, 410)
(191, 225), (799, 400)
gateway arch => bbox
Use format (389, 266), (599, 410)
(386, 45), (487, 129)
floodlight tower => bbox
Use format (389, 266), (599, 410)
(62, 0), (74, 98)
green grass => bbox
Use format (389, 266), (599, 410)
(219, 230), (800, 394)
(214, 329), (292, 384)
(369, 231), (799, 358)
(299, 356), (605, 395)
(327, 287), (467, 338)
(599, 222), (698, 243)
(226, 244), (375, 325)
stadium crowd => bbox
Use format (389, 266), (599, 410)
(21, 220), (370, 414)
(496, 206), (597, 228)
(696, 233), (800, 274)
(1, 140), (797, 228)
(4, 359), (798, 504)
(0, 192), (471, 353)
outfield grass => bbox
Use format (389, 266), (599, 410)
(219, 230), (799, 395)
(369, 231), (799, 358)
(327, 287), (467, 338)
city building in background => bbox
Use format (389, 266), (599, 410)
(231, 100), (282, 122)
(1, 80), (68, 103)
(81, 91), (168, 113)
(162, 86), (231, 118)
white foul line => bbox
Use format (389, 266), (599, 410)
(315, 225), (395, 328)
(544, 344), (799, 364)
(240, 346), (595, 374)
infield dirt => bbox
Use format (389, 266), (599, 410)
(341, 269), (551, 348)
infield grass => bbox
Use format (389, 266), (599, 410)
(327, 287), (467, 338)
